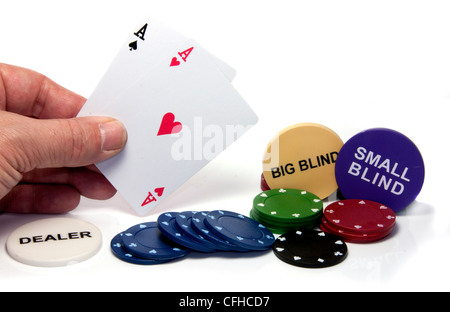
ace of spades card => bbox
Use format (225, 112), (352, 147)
(78, 19), (257, 216)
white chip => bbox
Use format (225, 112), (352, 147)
(6, 217), (102, 267)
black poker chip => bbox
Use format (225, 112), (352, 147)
(273, 229), (348, 268)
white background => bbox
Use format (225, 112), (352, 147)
(0, 0), (448, 292)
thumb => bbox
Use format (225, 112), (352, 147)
(3, 114), (127, 171)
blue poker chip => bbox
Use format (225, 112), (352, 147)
(110, 233), (172, 265)
(175, 211), (219, 251)
(204, 210), (275, 251)
(158, 212), (216, 252)
(191, 211), (248, 252)
(121, 222), (190, 260)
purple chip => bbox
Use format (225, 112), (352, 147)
(335, 128), (425, 212)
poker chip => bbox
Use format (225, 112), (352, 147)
(251, 188), (323, 234)
(320, 199), (396, 243)
(175, 211), (219, 251)
(260, 173), (270, 191)
(121, 222), (190, 260)
(158, 212), (216, 252)
(110, 233), (173, 265)
(323, 199), (396, 234)
(191, 211), (248, 251)
(335, 128), (425, 212)
(273, 229), (348, 268)
(262, 123), (344, 199)
(204, 210), (275, 251)
(319, 220), (392, 243)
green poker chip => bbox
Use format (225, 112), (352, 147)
(251, 188), (323, 234)
(250, 209), (319, 234)
(253, 188), (323, 221)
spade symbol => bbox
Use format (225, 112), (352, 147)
(129, 40), (138, 51)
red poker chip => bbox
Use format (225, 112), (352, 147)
(323, 199), (396, 236)
(260, 173), (270, 191)
(320, 218), (393, 243)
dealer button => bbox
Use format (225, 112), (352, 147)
(6, 217), (102, 267)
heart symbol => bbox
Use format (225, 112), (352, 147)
(154, 187), (164, 197)
(170, 57), (181, 67)
(129, 40), (137, 51)
(157, 113), (182, 136)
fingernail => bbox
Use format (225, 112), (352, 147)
(99, 120), (127, 152)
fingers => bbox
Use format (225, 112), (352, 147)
(22, 167), (117, 200)
(34, 116), (127, 169)
(0, 63), (86, 118)
(0, 184), (81, 214)
(0, 111), (127, 172)
(0, 167), (117, 213)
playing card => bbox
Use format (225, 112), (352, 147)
(125, 19), (236, 82)
(85, 19), (186, 110)
(86, 18), (235, 112)
(81, 39), (257, 216)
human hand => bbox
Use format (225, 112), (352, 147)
(0, 63), (127, 213)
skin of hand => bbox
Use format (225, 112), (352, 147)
(0, 63), (127, 213)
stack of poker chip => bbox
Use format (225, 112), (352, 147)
(319, 199), (396, 243)
(251, 188), (323, 234)
(111, 210), (275, 265)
